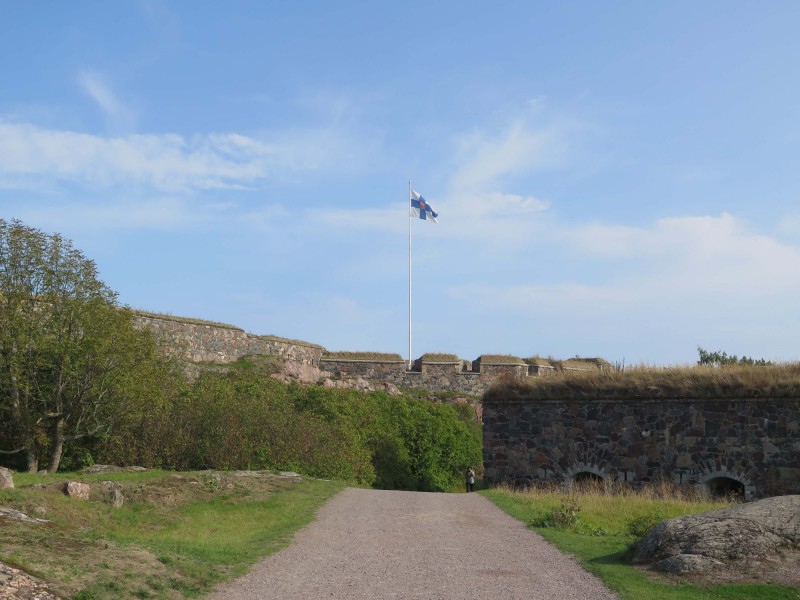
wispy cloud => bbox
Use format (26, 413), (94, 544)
(0, 120), (360, 193)
(448, 105), (572, 194)
(78, 71), (137, 133)
(12, 196), (232, 232)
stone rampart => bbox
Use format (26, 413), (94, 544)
(132, 312), (602, 397)
(483, 396), (800, 500)
(133, 314), (323, 366)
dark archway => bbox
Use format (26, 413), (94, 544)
(706, 476), (745, 500)
(572, 471), (604, 485)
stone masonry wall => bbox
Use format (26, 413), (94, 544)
(133, 315), (323, 366)
(319, 358), (500, 396)
(483, 397), (800, 500)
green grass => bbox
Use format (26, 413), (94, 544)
(1, 471), (345, 599)
(107, 480), (336, 569)
(483, 485), (800, 600)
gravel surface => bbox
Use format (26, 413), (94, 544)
(207, 488), (618, 600)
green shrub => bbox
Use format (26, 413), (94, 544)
(97, 371), (481, 492)
(624, 512), (666, 539)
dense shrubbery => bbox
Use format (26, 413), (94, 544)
(96, 371), (482, 492)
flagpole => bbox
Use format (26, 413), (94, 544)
(408, 179), (412, 370)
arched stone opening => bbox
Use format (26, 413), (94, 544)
(573, 471), (604, 484)
(706, 476), (745, 500)
(570, 471), (606, 492)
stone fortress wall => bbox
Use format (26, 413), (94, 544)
(132, 312), (585, 395)
(482, 395), (800, 500)
(132, 313), (324, 366)
(133, 311), (800, 499)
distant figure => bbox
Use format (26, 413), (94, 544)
(466, 466), (476, 493)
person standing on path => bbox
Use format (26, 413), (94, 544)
(466, 466), (476, 493)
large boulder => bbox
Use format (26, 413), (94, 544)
(0, 466), (13, 489)
(634, 495), (800, 574)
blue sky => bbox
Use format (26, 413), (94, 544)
(3, 1), (800, 365)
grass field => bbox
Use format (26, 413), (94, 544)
(0, 470), (344, 599)
(483, 483), (800, 600)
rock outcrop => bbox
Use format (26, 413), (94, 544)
(634, 495), (800, 574)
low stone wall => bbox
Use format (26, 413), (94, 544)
(319, 358), (406, 378)
(483, 396), (800, 500)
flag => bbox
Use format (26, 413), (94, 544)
(410, 189), (438, 223)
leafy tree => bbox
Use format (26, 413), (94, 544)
(0, 219), (168, 472)
(697, 346), (773, 367)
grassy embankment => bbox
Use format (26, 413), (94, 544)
(1, 470), (344, 599)
(484, 483), (800, 600)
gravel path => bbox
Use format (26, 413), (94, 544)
(207, 488), (617, 600)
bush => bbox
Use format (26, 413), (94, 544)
(624, 513), (666, 539)
(98, 371), (482, 492)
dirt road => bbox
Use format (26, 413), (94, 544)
(207, 488), (617, 600)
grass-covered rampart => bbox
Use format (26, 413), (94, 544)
(486, 363), (800, 401)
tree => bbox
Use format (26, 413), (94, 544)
(697, 346), (773, 367)
(0, 219), (166, 472)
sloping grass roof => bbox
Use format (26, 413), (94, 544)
(558, 357), (611, 370)
(476, 354), (527, 365)
(419, 353), (461, 363)
(524, 356), (554, 367)
(485, 364), (800, 402)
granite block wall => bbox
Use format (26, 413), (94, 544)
(483, 396), (800, 500)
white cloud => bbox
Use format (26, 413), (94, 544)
(565, 213), (800, 297)
(0, 120), (359, 193)
(449, 118), (568, 193)
(12, 197), (227, 232)
(446, 212), (800, 361)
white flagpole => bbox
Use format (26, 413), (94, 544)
(408, 180), (412, 370)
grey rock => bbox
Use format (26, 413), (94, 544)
(652, 553), (726, 574)
(81, 464), (146, 474)
(634, 495), (800, 573)
(63, 481), (91, 500)
(0, 466), (13, 489)
(0, 508), (49, 523)
(100, 481), (125, 508)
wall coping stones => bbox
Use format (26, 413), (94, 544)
(321, 357), (407, 364)
(132, 310), (243, 331)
